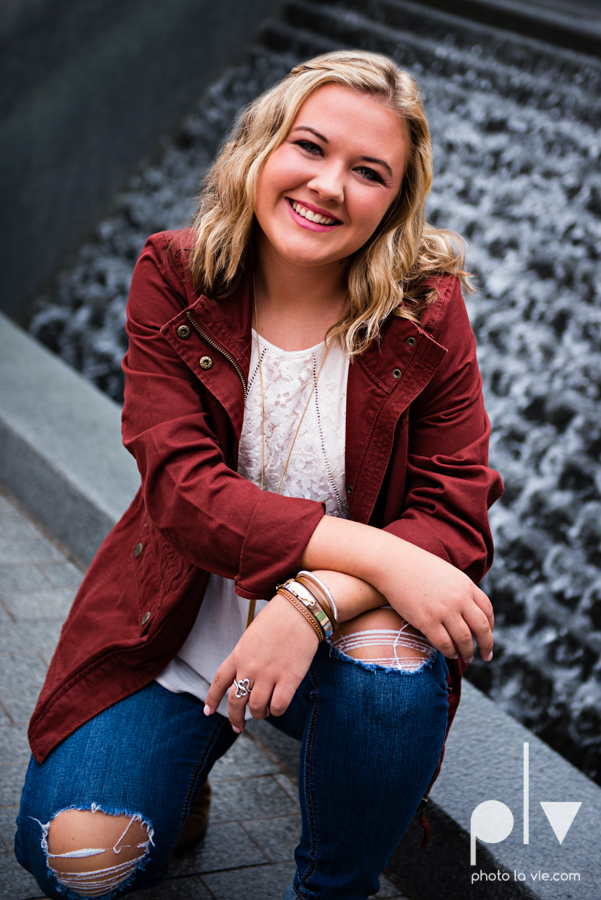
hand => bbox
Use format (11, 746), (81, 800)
(204, 592), (319, 732)
(373, 541), (494, 664)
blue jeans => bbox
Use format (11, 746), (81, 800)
(16, 643), (449, 900)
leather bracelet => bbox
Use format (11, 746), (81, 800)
(297, 571), (339, 628)
(276, 587), (325, 642)
(280, 579), (334, 638)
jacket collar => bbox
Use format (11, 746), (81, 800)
(175, 268), (448, 389)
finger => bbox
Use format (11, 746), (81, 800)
(227, 675), (255, 733)
(425, 623), (460, 661)
(248, 682), (274, 721)
(205, 656), (237, 716)
(462, 603), (494, 661)
(268, 681), (297, 718)
(443, 617), (476, 663)
(473, 586), (494, 632)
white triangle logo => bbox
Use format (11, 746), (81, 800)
(540, 802), (582, 844)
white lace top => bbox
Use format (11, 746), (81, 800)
(156, 330), (350, 716)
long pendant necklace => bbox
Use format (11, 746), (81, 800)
(246, 279), (332, 627)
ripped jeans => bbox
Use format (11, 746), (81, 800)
(15, 642), (449, 900)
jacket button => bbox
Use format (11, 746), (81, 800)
(346, 485), (353, 496)
(141, 612), (151, 626)
(392, 368), (402, 379)
(407, 336), (417, 348)
(134, 542), (144, 558)
(177, 324), (191, 339)
(199, 356), (213, 370)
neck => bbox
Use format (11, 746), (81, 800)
(254, 237), (348, 351)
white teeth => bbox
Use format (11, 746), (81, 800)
(291, 201), (336, 225)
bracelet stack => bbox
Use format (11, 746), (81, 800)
(296, 570), (338, 626)
(276, 574), (338, 642)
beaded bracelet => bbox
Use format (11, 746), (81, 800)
(276, 586), (325, 642)
(296, 570), (339, 628)
(280, 579), (334, 639)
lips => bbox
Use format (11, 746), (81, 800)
(286, 197), (342, 227)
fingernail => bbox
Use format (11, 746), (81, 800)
(203, 705), (211, 716)
(232, 726), (242, 734)
(466, 656), (474, 664)
(452, 653), (459, 659)
(484, 650), (493, 661)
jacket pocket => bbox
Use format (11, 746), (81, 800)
(132, 515), (192, 632)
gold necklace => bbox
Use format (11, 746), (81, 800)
(246, 279), (333, 627)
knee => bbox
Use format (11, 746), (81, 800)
(330, 607), (435, 671)
(45, 807), (152, 897)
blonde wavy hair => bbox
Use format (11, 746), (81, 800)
(188, 49), (470, 354)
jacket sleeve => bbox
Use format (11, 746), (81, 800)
(121, 233), (325, 600)
(383, 277), (503, 582)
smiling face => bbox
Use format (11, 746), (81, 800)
(254, 84), (408, 274)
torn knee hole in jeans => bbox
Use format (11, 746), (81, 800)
(329, 620), (436, 673)
(33, 804), (154, 898)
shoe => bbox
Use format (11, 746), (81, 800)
(174, 780), (212, 854)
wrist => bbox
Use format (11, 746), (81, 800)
(296, 571), (338, 627)
(271, 591), (321, 646)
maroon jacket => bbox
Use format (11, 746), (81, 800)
(29, 230), (503, 763)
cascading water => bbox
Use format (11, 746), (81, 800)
(29, 1), (601, 783)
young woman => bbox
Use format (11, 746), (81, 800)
(16, 50), (503, 900)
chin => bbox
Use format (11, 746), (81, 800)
(285, 251), (339, 269)
(275, 237), (344, 266)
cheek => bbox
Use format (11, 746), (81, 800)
(349, 192), (393, 239)
(259, 149), (290, 190)
(255, 163), (288, 224)
(262, 146), (316, 199)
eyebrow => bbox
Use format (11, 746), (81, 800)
(291, 125), (394, 177)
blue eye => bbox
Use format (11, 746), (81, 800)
(295, 140), (323, 156)
(356, 166), (383, 184)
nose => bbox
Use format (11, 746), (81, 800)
(307, 160), (345, 205)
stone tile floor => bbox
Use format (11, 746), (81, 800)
(0, 486), (409, 900)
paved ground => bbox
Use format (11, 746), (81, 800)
(0, 486), (409, 900)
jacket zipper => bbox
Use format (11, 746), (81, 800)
(185, 310), (247, 399)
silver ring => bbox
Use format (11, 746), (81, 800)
(233, 677), (253, 699)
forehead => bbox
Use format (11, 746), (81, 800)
(291, 83), (406, 150)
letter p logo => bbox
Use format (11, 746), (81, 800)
(470, 800), (514, 865)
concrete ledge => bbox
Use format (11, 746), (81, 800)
(1, 314), (599, 898)
(0, 312), (139, 565)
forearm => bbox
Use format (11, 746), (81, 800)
(308, 569), (387, 623)
(301, 515), (407, 600)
